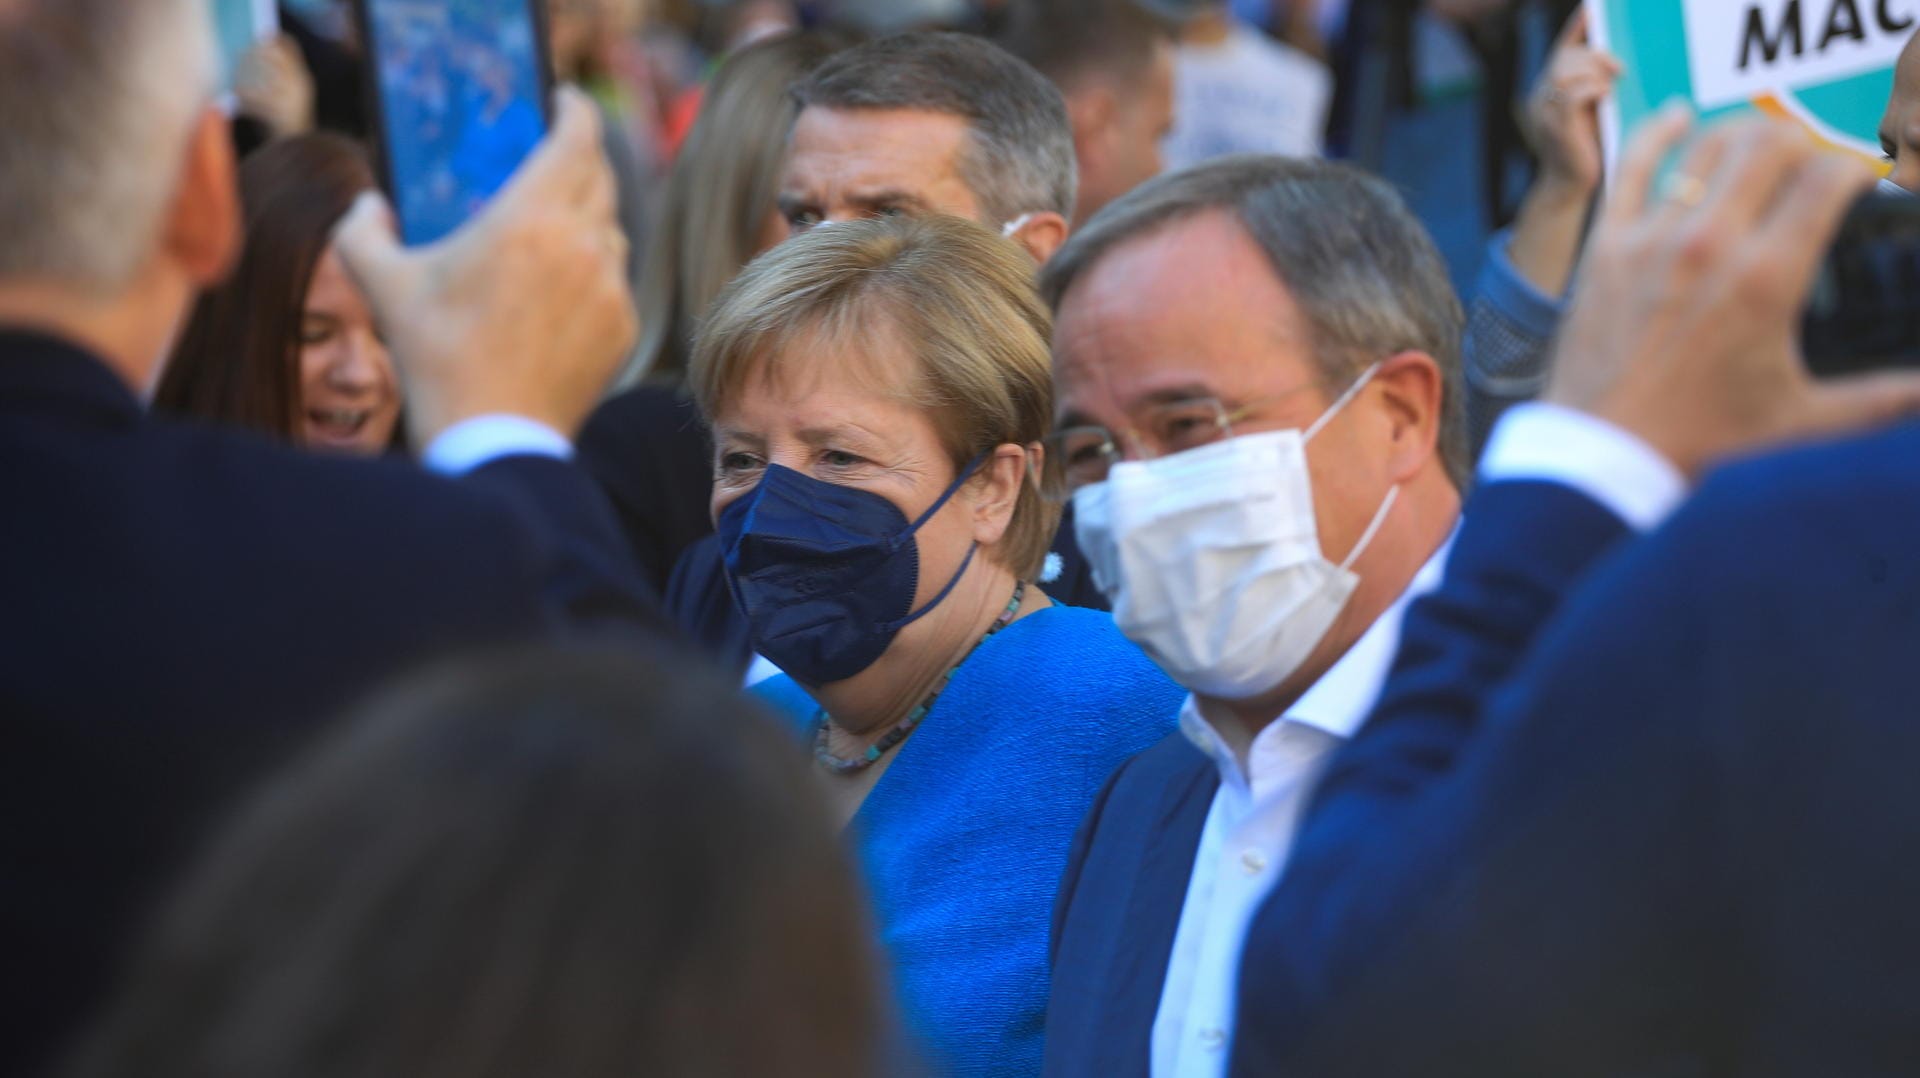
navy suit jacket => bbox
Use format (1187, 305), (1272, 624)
(1234, 425), (1920, 1076)
(1042, 729), (1219, 1077)
(0, 332), (668, 1076)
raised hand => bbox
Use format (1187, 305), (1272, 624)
(333, 88), (637, 449)
(1547, 108), (1920, 478)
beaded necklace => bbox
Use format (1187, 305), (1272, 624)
(812, 582), (1026, 774)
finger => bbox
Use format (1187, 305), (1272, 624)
(1699, 119), (1822, 233)
(1554, 6), (1589, 50)
(574, 153), (617, 231)
(1558, 72), (1615, 106)
(1798, 370), (1920, 438)
(1560, 50), (1621, 84)
(332, 192), (412, 310)
(1602, 102), (1693, 224)
(1643, 120), (1739, 233)
(1752, 149), (1876, 300)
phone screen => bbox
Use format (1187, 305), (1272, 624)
(356, 0), (551, 246)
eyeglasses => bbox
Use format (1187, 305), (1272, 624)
(1038, 384), (1317, 502)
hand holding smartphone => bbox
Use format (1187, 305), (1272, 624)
(352, 0), (555, 246)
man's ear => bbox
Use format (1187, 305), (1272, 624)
(163, 107), (242, 288)
(1372, 351), (1446, 485)
(969, 443), (1032, 547)
(1065, 84), (1116, 171)
(1011, 211), (1071, 265)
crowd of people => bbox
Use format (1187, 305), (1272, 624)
(5, 1), (1920, 1076)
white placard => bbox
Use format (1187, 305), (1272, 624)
(1683, 0), (1917, 111)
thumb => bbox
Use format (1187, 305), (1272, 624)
(1798, 369), (1920, 440)
(332, 191), (412, 308)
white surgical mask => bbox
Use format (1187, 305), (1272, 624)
(1073, 365), (1397, 701)
(1001, 213), (1034, 238)
(1877, 176), (1912, 197)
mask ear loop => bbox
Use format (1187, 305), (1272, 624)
(1304, 361), (1383, 443)
(879, 451), (994, 631)
(1338, 484), (1399, 573)
(1297, 362), (1395, 573)
(893, 452), (991, 549)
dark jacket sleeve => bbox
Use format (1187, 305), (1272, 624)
(1232, 479), (1651, 1076)
(573, 385), (717, 595)
(461, 453), (673, 639)
(1050, 755), (1131, 969)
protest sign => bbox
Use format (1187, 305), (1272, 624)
(1587, 0), (1910, 169)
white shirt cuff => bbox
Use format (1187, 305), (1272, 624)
(1478, 402), (1687, 532)
(422, 415), (573, 476)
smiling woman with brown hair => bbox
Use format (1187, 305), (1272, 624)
(155, 132), (401, 455)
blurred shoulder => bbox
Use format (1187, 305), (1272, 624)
(1608, 420), (1920, 624)
(1671, 419), (1920, 554)
(142, 416), (542, 564)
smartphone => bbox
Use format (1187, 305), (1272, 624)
(351, 0), (555, 246)
(1803, 193), (1920, 378)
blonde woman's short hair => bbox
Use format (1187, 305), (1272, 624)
(691, 215), (1060, 582)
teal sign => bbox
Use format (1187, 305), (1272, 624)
(1588, 0), (1910, 165)
(210, 0), (278, 93)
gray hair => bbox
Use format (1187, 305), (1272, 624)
(793, 31), (1077, 224)
(1040, 155), (1469, 489)
(0, 0), (217, 293)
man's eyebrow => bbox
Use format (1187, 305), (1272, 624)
(1054, 407), (1096, 430)
(1136, 383), (1217, 407)
(1055, 384), (1218, 429)
(846, 189), (933, 212)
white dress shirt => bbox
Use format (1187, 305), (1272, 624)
(420, 414), (572, 475)
(1147, 402), (1687, 1077)
(1148, 539), (1450, 1078)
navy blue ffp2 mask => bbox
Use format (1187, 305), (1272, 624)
(718, 458), (984, 685)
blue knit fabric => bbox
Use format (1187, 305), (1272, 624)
(757, 606), (1185, 1076)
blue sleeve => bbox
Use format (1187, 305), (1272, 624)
(1461, 230), (1566, 459)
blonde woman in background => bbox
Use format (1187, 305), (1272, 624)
(575, 31), (847, 607)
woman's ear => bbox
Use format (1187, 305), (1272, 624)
(969, 443), (1030, 547)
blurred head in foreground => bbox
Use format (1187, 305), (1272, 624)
(66, 646), (886, 1078)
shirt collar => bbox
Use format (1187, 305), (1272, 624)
(1181, 531), (1456, 790)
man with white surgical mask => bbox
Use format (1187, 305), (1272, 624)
(1039, 155), (1467, 1077)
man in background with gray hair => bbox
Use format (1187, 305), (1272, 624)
(998, 0), (1178, 228)
(1039, 155), (1468, 1077)
(0, 2), (661, 1071)
(778, 31), (1078, 263)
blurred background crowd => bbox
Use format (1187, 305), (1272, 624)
(9, 0), (1920, 1076)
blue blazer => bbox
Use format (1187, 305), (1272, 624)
(0, 332), (668, 1076)
(759, 605), (1185, 1077)
(1042, 730), (1217, 1078)
(1233, 428), (1920, 1076)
